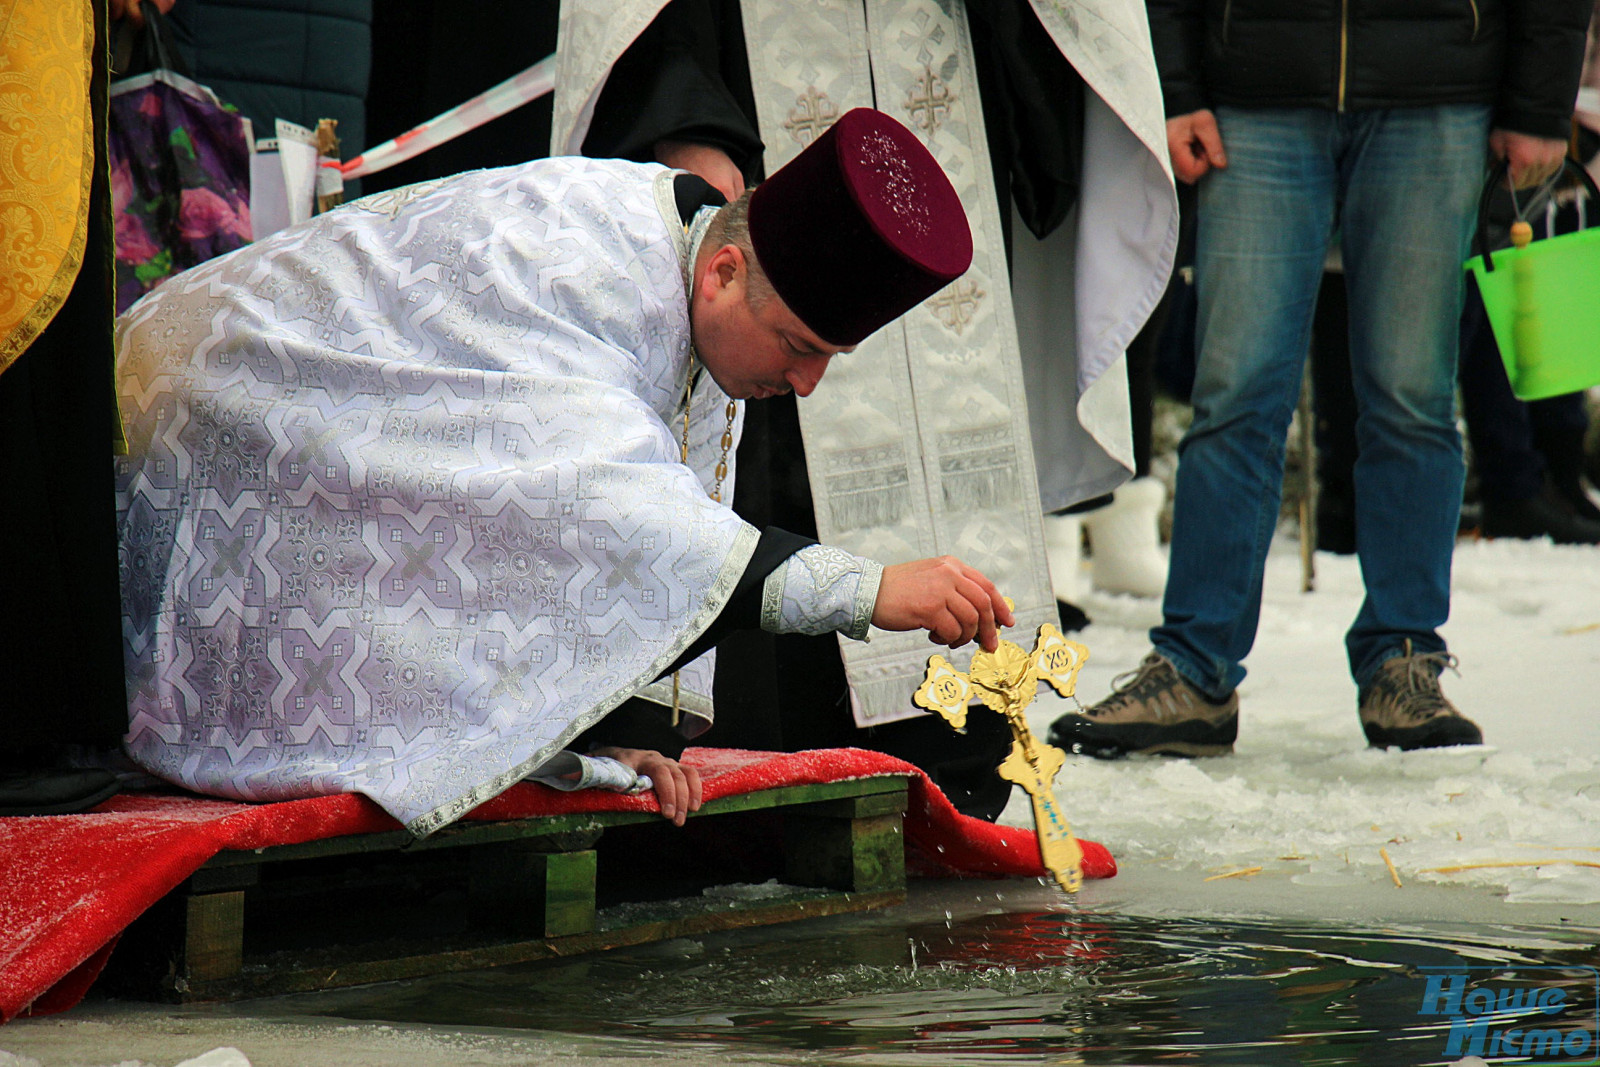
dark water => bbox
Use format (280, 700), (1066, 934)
(283, 892), (1600, 1066)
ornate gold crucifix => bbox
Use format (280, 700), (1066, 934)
(912, 605), (1090, 892)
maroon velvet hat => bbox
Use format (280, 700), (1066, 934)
(748, 108), (973, 347)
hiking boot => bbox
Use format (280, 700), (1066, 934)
(1358, 641), (1483, 750)
(1048, 651), (1238, 759)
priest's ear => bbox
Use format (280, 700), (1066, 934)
(699, 243), (750, 303)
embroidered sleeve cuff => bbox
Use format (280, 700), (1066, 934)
(760, 559), (789, 633)
(848, 558), (882, 642)
(759, 544), (881, 641)
(526, 752), (651, 794)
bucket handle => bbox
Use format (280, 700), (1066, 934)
(1475, 157), (1600, 273)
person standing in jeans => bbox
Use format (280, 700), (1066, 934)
(1050, 0), (1591, 758)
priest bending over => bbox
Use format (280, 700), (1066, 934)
(115, 108), (1013, 836)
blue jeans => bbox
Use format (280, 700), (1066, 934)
(1152, 105), (1491, 698)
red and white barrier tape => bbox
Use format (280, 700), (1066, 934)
(340, 54), (556, 180)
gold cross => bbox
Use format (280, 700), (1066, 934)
(913, 603), (1090, 893)
(924, 279), (986, 335)
(904, 65), (956, 134)
(784, 87), (840, 147)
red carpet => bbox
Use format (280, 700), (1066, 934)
(0, 747), (1114, 1022)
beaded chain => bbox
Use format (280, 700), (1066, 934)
(681, 353), (738, 504)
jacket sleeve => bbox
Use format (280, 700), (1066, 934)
(1146, 0), (1210, 116)
(1498, 0), (1592, 138)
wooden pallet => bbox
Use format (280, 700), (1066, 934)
(105, 775), (912, 1001)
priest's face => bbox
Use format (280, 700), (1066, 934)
(690, 243), (852, 400)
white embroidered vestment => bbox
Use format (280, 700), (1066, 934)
(116, 159), (755, 835)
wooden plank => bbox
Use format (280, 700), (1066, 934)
(183, 891), (245, 983)
(198, 775), (912, 869)
(188, 864), (259, 894)
(470, 846), (597, 938)
(783, 813), (906, 893)
(147, 774), (917, 1002)
(180, 888), (905, 1000)
(538, 851), (597, 936)
(196, 817), (609, 868)
(687, 776), (906, 818)
(788, 790), (909, 820)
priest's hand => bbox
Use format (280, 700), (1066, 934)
(655, 140), (746, 202)
(872, 557), (1015, 653)
(592, 745), (703, 827)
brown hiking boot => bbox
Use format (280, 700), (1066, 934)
(1358, 641), (1483, 750)
(1047, 651), (1238, 759)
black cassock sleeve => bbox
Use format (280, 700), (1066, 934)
(582, 0), (766, 181)
(659, 525), (816, 677)
(965, 0), (1086, 244)
(574, 525), (816, 757)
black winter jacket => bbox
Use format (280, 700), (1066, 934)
(1147, 0), (1592, 139)
(167, 0), (373, 158)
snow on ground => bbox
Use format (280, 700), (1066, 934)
(1009, 535), (1600, 908)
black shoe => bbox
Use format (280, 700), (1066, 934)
(1481, 483), (1600, 544)
(1532, 426), (1600, 522)
(1048, 651), (1238, 760)
(0, 767), (120, 816)
(1056, 598), (1091, 634)
(1554, 477), (1600, 523)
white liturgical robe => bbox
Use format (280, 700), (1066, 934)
(115, 159), (756, 835)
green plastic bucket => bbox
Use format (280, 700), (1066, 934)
(1463, 162), (1600, 401)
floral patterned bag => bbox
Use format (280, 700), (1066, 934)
(109, 11), (252, 314)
